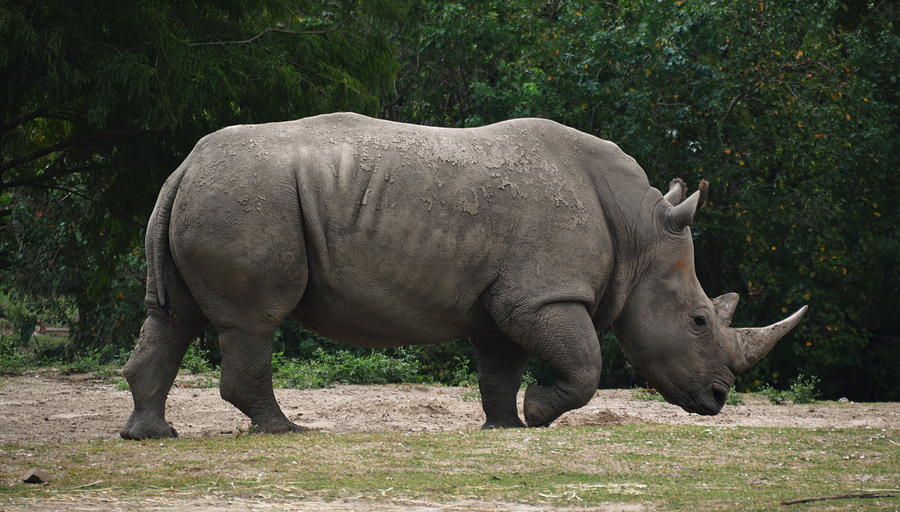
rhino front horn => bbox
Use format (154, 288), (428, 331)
(732, 306), (808, 373)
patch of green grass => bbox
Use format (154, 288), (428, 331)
(633, 387), (743, 407)
(460, 387), (481, 401)
(632, 388), (666, 402)
(725, 386), (742, 406)
(0, 335), (32, 374)
(53, 348), (129, 382)
(272, 349), (423, 389)
(459, 373), (536, 402)
(762, 374), (822, 405)
(0, 425), (896, 510)
(181, 344), (214, 375)
(58, 350), (107, 375)
(179, 373), (220, 388)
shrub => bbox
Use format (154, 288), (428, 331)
(762, 373), (821, 405)
(272, 349), (423, 389)
(787, 374), (821, 404)
(632, 388), (666, 402)
(725, 386), (743, 406)
(181, 344), (214, 374)
(0, 336), (31, 374)
(59, 350), (106, 375)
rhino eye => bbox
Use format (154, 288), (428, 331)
(693, 315), (707, 327)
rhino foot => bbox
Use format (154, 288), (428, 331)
(120, 418), (178, 440)
(249, 417), (308, 435)
(523, 385), (557, 427)
(481, 417), (526, 430)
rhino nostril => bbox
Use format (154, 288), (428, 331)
(711, 384), (728, 405)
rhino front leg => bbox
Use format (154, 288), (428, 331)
(498, 301), (602, 427)
(218, 327), (304, 434)
(471, 335), (529, 429)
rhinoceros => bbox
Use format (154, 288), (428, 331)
(120, 113), (806, 439)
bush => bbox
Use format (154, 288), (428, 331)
(272, 349), (423, 389)
(726, 386), (743, 406)
(786, 374), (821, 404)
(762, 373), (821, 405)
(394, 0), (899, 401)
(632, 388), (666, 402)
(0, 336), (32, 374)
(59, 349), (108, 375)
(181, 344), (214, 375)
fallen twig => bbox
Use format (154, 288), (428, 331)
(781, 492), (895, 505)
(70, 480), (104, 489)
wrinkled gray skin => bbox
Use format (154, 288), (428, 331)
(120, 113), (806, 439)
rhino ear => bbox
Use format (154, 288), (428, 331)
(666, 190), (701, 231)
(664, 178), (688, 205)
(712, 292), (740, 326)
(697, 179), (709, 209)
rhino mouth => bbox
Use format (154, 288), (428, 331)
(683, 383), (729, 416)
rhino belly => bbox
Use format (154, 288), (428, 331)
(292, 279), (494, 347)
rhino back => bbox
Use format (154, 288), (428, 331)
(287, 114), (620, 345)
(170, 113), (641, 347)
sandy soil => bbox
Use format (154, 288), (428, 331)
(1, 370), (897, 511)
(1, 370), (897, 445)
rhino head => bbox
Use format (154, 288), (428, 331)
(612, 179), (807, 415)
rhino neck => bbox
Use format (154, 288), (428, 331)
(586, 161), (660, 331)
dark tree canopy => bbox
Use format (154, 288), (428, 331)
(1, 0), (896, 399)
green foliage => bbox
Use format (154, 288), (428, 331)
(272, 348), (423, 389)
(725, 386), (742, 406)
(763, 386), (789, 405)
(632, 386), (743, 406)
(762, 373), (821, 405)
(393, 0), (898, 400)
(0, 336), (32, 374)
(1, 0), (896, 400)
(181, 344), (214, 375)
(632, 388), (666, 402)
(54, 344), (128, 376)
(443, 356), (479, 387)
(58, 349), (106, 375)
(459, 371), (535, 402)
(1, 0), (406, 354)
(460, 388), (481, 401)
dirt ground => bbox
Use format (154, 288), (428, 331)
(1, 370), (897, 445)
(1, 370), (898, 511)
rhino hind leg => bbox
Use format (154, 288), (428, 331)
(217, 326), (305, 434)
(496, 301), (602, 427)
(170, 181), (309, 433)
(121, 278), (207, 440)
(472, 335), (529, 429)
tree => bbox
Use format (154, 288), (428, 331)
(389, 0), (898, 399)
(1, 0), (404, 349)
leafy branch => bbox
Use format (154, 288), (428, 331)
(188, 9), (358, 47)
(1, 128), (160, 176)
(0, 110), (83, 137)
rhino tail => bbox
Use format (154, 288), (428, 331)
(149, 163), (189, 315)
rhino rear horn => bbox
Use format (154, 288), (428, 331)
(712, 292), (739, 326)
(666, 190), (701, 231)
(732, 305), (808, 373)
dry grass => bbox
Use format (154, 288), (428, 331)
(1, 425), (898, 511)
